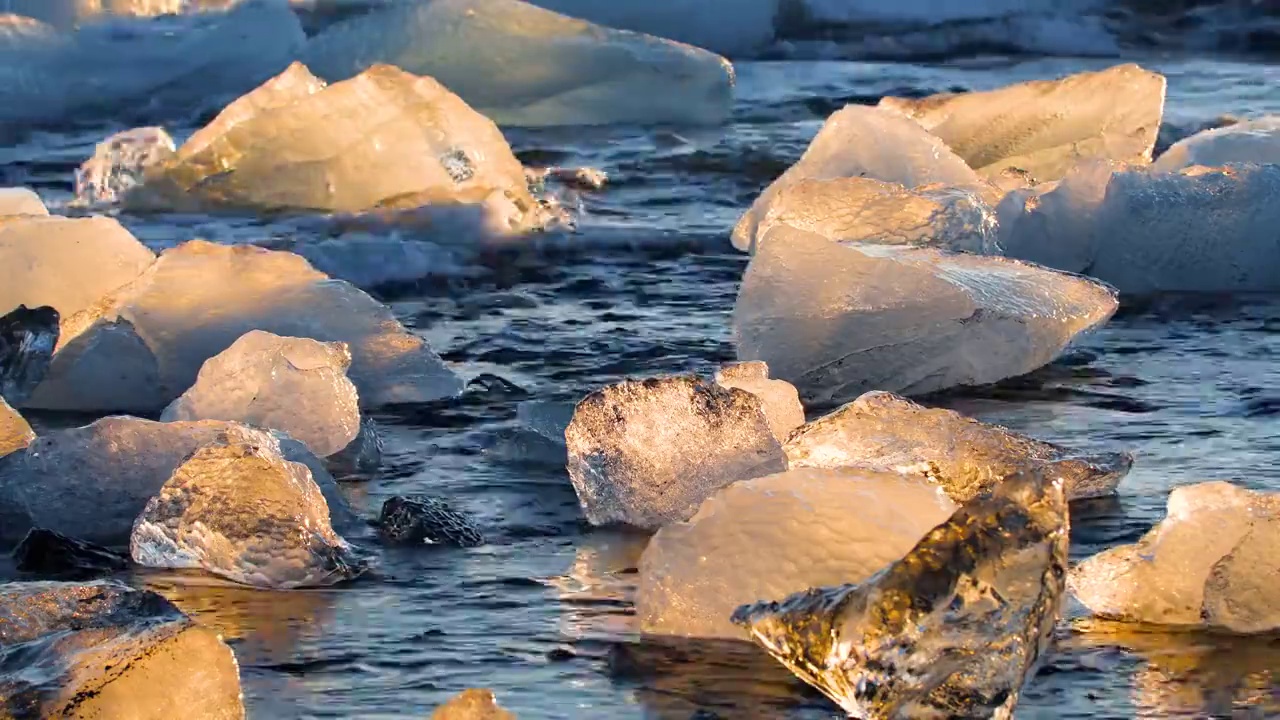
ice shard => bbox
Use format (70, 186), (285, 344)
(732, 471), (1069, 719)
(713, 361), (805, 443)
(733, 226), (1118, 407)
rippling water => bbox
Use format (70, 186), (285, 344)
(5, 55), (1280, 718)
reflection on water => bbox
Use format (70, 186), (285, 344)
(551, 530), (648, 642)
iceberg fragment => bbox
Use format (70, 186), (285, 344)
(636, 467), (956, 639)
(0, 304), (58, 406)
(24, 240), (462, 413)
(1069, 481), (1280, 634)
(880, 63), (1166, 182)
(73, 126), (176, 207)
(1153, 115), (1280, 173)
(733, 226), (1118, 406)
(733, 471), (1069, 719)
(300, 0), (735, 127)
(785, 391), (1133, 502)
(712, 361), (804, 442)
(565, 375), (786, 530)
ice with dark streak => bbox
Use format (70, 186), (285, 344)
(733, 226), (1118, 407)
(732, 471), (1069, 720)
(0, 304), (58, 406)
(785, 390), (1133, 503)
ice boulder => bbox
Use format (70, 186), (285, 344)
(733, 226), (1118, 407)
(999, 163), (1280, 294)
(785, 391), (1133, 502)
(733, 471), (1069, 719)
(432, 688), (517, 720)
(1, 304), (58, 406)
(0, 396), (32, 457)
(300, 0), (735, 127)
(879, 64), (1166, 182)
(636, 467), (956, 639)
(0, 186), (47, 215)
(0, 580), (244, 719)
(131, 433), (368, 589)
(565, 375), (787, 530)
(1070, 481), (1280, 634)
(712, 361), (804, 442)
(1153, 116), (1280, 173)
(0, 214), (155, 320)
(24, 240), (462, 413)
(0, 416), (357, 547)
(732, 105), (989, 252)
(742, 176), (998, 255)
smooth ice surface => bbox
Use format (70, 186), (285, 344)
(879, 63), (1166, 182)
(432, 688), (517, 720)
(565, 375), (786, 530)
(530, 0), (776, 56)
(74, 126), (176, 206)
(732, 105), (989, 251)
(713, 361), (804, 443)
(0, 304), (58, 406)
(1069, 481), (1280, 634)
(785, 391), (1133, 502)
(131, 435), (366, 589)
(1000, 163), (1280, 293)
(746, 177), (998, 256)
(0, 396), (32, 456)
(636, 467), (956, 639)
(300, 0), (735, 127)
(161, 330), (362, 459)
(733, 226), (1118, 407)
(0, 186), (47, 215)
(0, 214), (155, 320)
(1153, 116), (1280, 173)
(0, 416), (355, 546)
(733, 472), (1069, 719)
(0, 580), (244, 719)
(25, 240), (463, 412)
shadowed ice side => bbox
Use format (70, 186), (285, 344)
(731, 471), (1069, 719)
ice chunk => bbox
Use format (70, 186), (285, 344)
(516, 399), (576, 445)
(1069, 481), (1280, 634)
(25, 240), (462, 413)
(745, 176), (998, 255)
(879, 64), (1166, 182)
(0, 186), (47, 215)
(785, 391), (1133, 502)
(130, 434), (367, 589)
(13, 528), (129, 579)
(732, 105), (990, 252)
(565, 375), (787, 530)
(0, 396), (32, 457)
(0, 416), (356, 546)
(713, 361), (804, 443)
(531, 0), (776, 56)
(73, 126), (176, 207)
(300, 0), (735, 127)
(432, 688), (517, 720)
(636, 467), (956, 639)
(377, 495), (485, 547)
(0, 215), (155, 320)
(733, 471), (1069, 719)
(733, 225), (1118, 407)
(0, 304), (58, 406)
(1153, 116), (1280, 173)
(1000, 163), (1280, 293)
(0, 580), (244, 719)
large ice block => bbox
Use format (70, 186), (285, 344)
(565, 375), (787, 530)
(880, 64), (1166, 182)
(24, 240), (462, 413)
(1069, 481), (1280, 634)
(1153, 116), (1280, 173)
(713, 361), (805, 443)
(733, 226), (1118, 406)
(732, 105), (989, 251)
(300, 0), (735, 127)
(636, 467), (956, 638)
(786, 391), (1133, 502)
(733, 471), (1069, 719)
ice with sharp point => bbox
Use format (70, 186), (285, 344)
(1069, 481), (1280, 634)
(1153, 116), (1280, 173)
(732, 104), (992, 252)
(712, 361), (805, 443)
(24, 240), (463, 413)
(299, 0), (735, 127)
(879, 63), (1166, 183)
(999, 162), (1280, 294)
(73, 126), (175, 207)
(565, 375), (787, 530)
(635, 467), (956, 639)
(732, 225), (1118, 407)
(732, 471), (1069, 720)
(0, 186), (47, 215)
(130, 432), (367, 589)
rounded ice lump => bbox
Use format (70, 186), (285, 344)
(0, 186), (47, 216)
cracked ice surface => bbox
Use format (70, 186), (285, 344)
(733, 225), (1117, 407)
(1070, 481), (1280, 634)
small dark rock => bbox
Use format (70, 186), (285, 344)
(0, 304), (59, 405)
(377, 495), (485, 548)
(13, 528), (129, 579)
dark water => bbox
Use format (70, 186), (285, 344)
(5, 56), (1280, 718)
